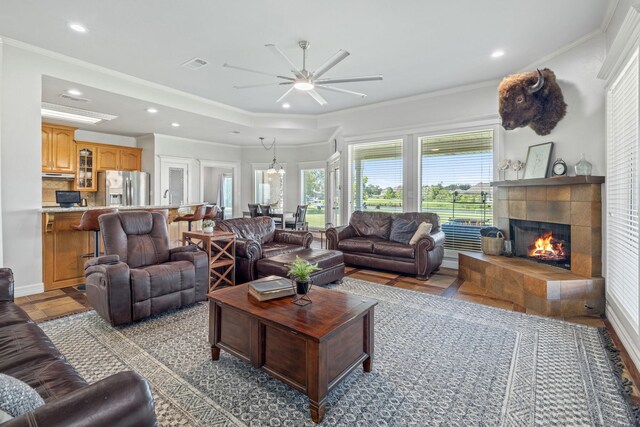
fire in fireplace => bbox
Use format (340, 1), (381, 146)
(529, 231), (567, 261)
(509, 219), (571, 270)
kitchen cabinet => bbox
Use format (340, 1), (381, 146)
(42, 123), (76, 173)
(119, 148), (142, 171)
(97, 146), (141, 171)
(74, 142), (97, 191)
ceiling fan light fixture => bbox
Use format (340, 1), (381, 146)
(294, 80), (314, 91)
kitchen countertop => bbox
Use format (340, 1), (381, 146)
(41, 204), (185, 213)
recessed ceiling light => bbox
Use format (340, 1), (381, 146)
(171, 122), (180, 127)
(66, 89), (82, 96)
(68, 23), (88, 33)
(146, 108), (158, 114)
(282, 103), (291, 109)
(491, 49), (505, 58)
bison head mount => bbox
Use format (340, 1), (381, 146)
(498, 68), (567, 136)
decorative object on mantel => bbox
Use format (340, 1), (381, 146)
(498, 68), (567, 135)
(259, 137), (286, 175)
(574, 153), (593, 176)
(202, 219), (214, 233)
(497, 159), (511, 180)
(523, 141), (554, 179)
(551, 158), (567, 177)
(490, 175), (605, 187)
(512, 160), (525, 180)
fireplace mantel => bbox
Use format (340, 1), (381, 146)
(491, 176), (604, 187)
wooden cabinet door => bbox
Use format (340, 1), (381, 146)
(50, 128), (76, 173)
(97, 146), (120, 171)
(42, 127), (53, 171)
(74, 143), (97, 191)
(119, 148), (141, 171)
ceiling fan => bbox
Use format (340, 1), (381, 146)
(223, 41), (383, 106)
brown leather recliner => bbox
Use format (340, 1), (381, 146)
(0, 268), (156, 426)
(85, 211), (209, 326)
(214, 216), (313, 284)
(327, 211), (445, 279)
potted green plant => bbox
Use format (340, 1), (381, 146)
(286, 256), (321, 294)
(202, 219), (215, 233)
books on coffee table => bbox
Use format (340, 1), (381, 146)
(248, 276), (295, 301)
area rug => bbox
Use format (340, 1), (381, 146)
(40, 278), (636, 426)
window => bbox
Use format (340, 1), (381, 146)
(301, 168), (326, 228)
(254, 170), (285, 210)
(349, 139), (403, 214)
(222, 173), (233, 218)
(606, 48), (639, 327)
(420, 130), (494, 252)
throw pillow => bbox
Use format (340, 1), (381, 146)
(409, 222), (433, 245)
(389, 218), (419, 245)
(0, 374), (44, 418)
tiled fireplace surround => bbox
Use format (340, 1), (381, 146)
(458, 179), (605, 317)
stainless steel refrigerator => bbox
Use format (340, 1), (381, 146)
(96, 171), (151, 206)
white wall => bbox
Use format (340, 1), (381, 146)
(202, 167), (232, 203)
(153, 133), (242, 208)
(75, 129), (137, 147)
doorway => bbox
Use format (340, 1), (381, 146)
(160, 158), (191, 205)
(199, 160), (240, 219)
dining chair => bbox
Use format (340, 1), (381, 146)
(259, 204), (271, 216)
(248, 204), (260, 218)
(285, 205), (309, 230)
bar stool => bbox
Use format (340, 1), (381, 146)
(72, 208), (117, 290)
(73, 208), (118, 259)
(174, 204), (207, 231)
(203, 205), (218, 220)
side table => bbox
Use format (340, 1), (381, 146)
(182, 230), (236, 291)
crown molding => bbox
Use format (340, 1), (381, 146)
(601, 0), (620, 33)
(598, 5), (640, 80)
(318, 80), (500, 119)
(153, 133), (241, 149)
(518, 29), (603, 73)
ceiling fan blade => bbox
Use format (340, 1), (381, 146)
(276, 86), (296, 103)
(312, 50), (350, 79)
(315, 75), (383, 85)
(307, 89), (328, 106)
(265, 44), (304, 78)
(316, 85), (367, 98)
(233, 82), (293, 89)
(223, 63), (294, 81)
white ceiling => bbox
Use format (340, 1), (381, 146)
(41, 76), (336, 145)
(0, 0), (612, 115)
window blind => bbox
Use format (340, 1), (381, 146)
(350, 139), (403, 213)
(606, 48), (640, 328)
(420, 130), (494, 252)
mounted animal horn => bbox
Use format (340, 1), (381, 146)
(527, 69), (545, 94)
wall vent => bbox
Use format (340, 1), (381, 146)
(181, 57), (209, 70)
(59, 94), (90, 103)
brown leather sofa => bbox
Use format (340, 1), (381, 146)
(214, 216), (313, 283)
(327, 211), (445, 279)
(0, 268), (156, 426)
(85, 211), (209, 326)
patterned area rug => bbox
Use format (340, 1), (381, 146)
(40, 279), (636, 426)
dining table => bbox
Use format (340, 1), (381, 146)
(241, 211), (293, 229)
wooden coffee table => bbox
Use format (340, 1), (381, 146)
(207, 284), (377, 423)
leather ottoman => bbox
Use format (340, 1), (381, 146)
(255, 249), (345, 286)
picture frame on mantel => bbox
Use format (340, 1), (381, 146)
(523, 142), (554, 179)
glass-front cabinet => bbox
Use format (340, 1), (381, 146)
(75, 142), (97, 191)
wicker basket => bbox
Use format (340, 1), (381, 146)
(481, 231), (504, 256)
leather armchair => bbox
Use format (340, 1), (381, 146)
(215, 216), (312, 283)
(85, 211), (209, 326)
(0, 268), (156, 427)
(327, 211), (446, 279)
